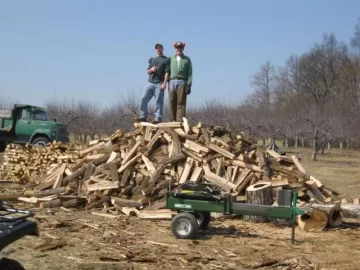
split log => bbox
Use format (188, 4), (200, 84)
(111, 197), (142, 208)
(305, 180), (327, 203)
(139, 209), (174, 220)
(226, 160), (262, 173)
(179, 157), (194, 184)
(209, 144), (235, 159)
(244, 182), (273, 223)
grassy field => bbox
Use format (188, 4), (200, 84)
(284, 147), (360, 198)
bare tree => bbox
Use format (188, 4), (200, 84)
(249, 61), (276, 109)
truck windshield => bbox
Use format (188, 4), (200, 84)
(34, 110), (48, 121)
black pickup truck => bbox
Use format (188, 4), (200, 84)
(0, 201), (39, 269)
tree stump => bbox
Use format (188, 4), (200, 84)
(244, 182), (273, 223)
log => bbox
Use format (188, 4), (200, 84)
(297, 208), (328, 232)
(303, 202), (342, 227)
(86, 196), (111, 210)
(209, 144), (235, 159)
(244, 182), (273, 223)
(305, 180), (327, 202)
(305, 202), (360, 219)
(53, 163), (67, 188)
(179, 157), (194, 184)
(139, 209), (174, 220)
(62, 198), (85, 208)
(0, 194), (22, 201)
(35, 187), (66, 197)
(78, 164), (95, 196)
(40, 199), (62, 208)
(111, 197), (142, 208)
(79, 142), (105, 157)
(63, 165), (87, 185)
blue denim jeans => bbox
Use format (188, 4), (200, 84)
(140, 82), (164, 121)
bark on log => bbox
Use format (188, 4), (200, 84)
(244, 182), (273, 223)
(63, 164), (87, 185)
(35, 187), (66, 197)
(62, 198), (85, 208)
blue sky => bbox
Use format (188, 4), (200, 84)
(1, 0), (359, 108)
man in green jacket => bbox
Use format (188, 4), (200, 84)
(165, 42), (192, 122)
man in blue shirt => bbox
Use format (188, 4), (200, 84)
(135, 43), (168, 123)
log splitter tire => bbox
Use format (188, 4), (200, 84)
(171, 212), (199, 239)
(194, 211), (211, 229)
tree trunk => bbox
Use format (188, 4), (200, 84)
(244, 182), (273, 223)
(285, 138), (289, 148)
(339, 141), (343, 149)
(346, 139), (350, 149)
(311, 128), (319, 161)
(301, 137), (305, 148)
(294, 136), (298, 148)
(262, 138), (266, 146)
(321, 143), (325, 155)
(327, 142), (331, 151)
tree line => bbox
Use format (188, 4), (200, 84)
(3, 19), (360, 160)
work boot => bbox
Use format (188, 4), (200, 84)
(152, 119), (161, 124)
(134, 116), (147, 122)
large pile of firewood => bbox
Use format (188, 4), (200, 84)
(0, 120), (340, 218)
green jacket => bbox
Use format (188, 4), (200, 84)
(166, 55), (193, 85)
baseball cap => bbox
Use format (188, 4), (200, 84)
(173, 42), (185, 48)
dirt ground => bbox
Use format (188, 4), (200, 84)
(2, 148), (360, 270)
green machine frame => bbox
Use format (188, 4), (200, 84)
(166, 187), (307, 243)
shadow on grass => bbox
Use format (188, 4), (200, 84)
(195, 225), (262, 240)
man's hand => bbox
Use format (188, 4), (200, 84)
(161, 82), (166, 90)
(152, 65), (157, 72)
(186, 84), (191, 95)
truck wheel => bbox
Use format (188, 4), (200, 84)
(194, 211), (211, 229)
(171, 212), (198, 239)
(0, 258), (25, 270)
(32, 137), (49, 147)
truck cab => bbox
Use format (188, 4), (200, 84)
(0, 104), (69, 147)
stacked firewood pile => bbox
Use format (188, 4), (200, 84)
(0, 142), (82, 182)
(0, 120), (347, 225)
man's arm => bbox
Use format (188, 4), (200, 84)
(147, 57), (154, 75)
(165, 57), (171, 78)
(161, 73), (169, 89)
